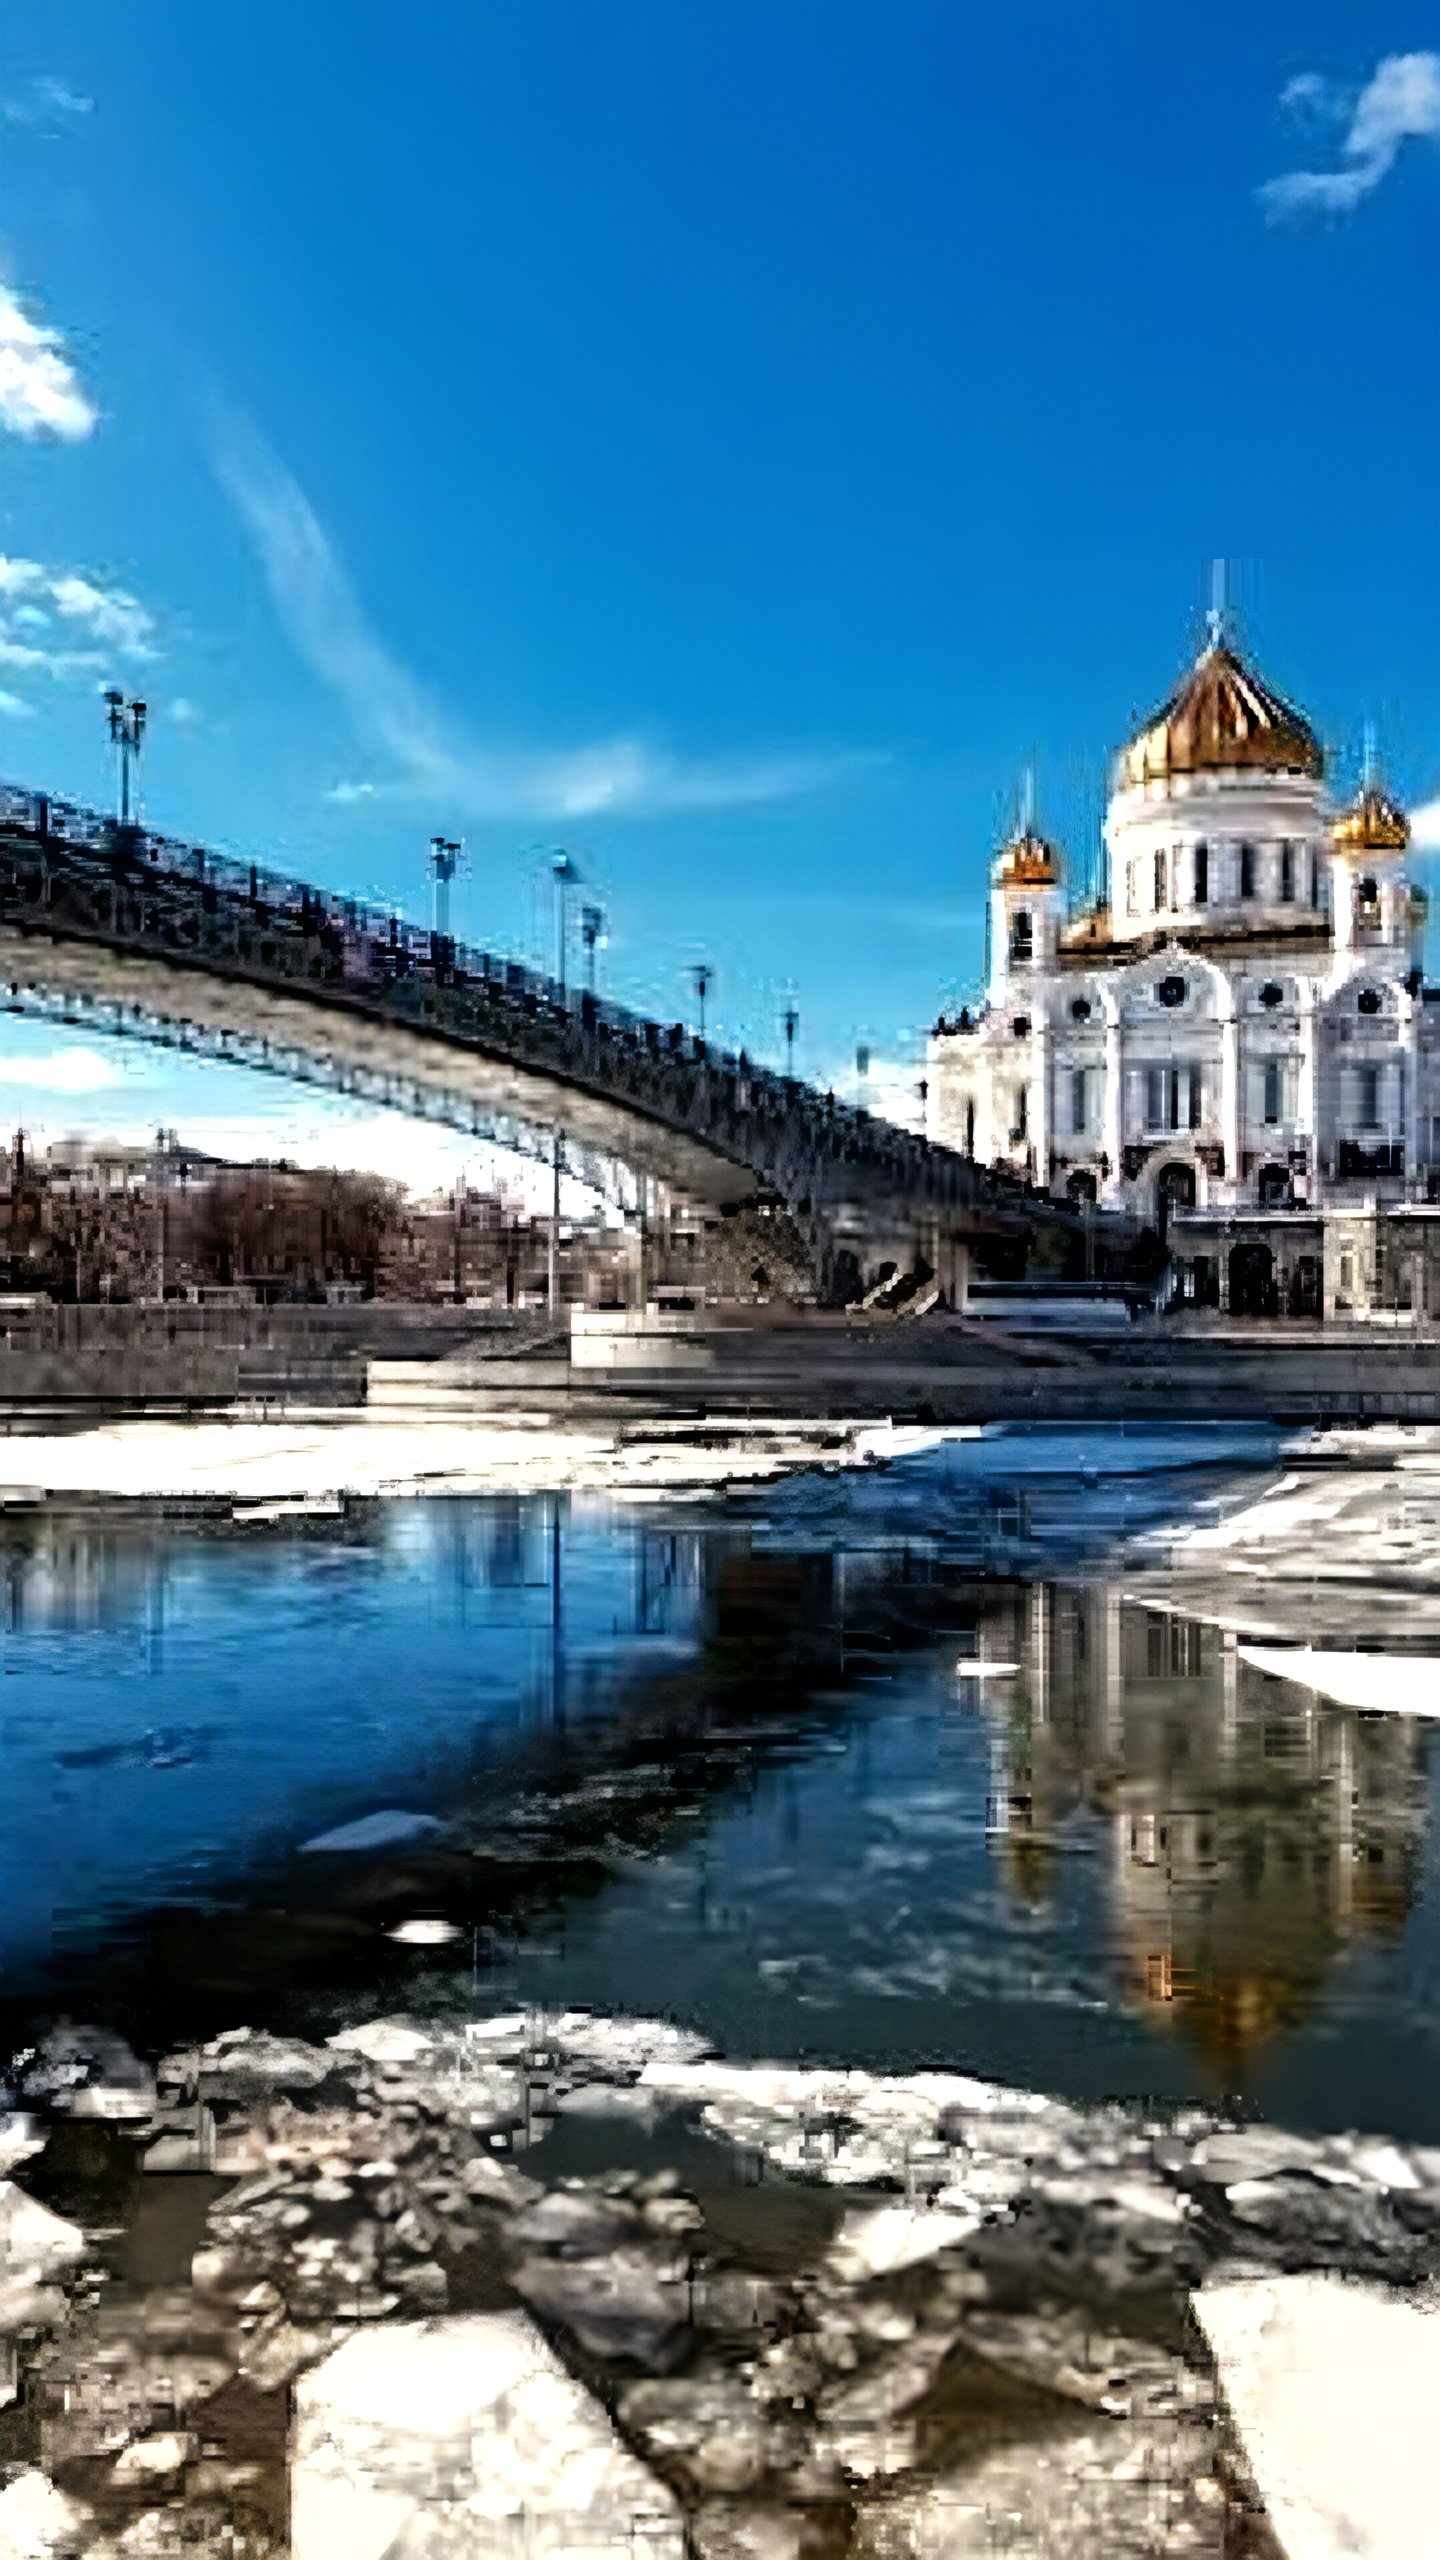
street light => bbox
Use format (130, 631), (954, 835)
(581, 904), (606, 996)
(428, 836), (464, 941)
(782, 1003), (799, 1080)
(105, 690), (146, 826)
(551, 852), (580, 996)
(692, 963), (713, 1043)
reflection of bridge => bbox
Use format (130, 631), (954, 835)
(0, 783), (1095, 1293)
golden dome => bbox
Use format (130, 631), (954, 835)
(1332, 782), (1410, 855)
(1119, 642), (1323, 790)
(998, 826), (1060, 886)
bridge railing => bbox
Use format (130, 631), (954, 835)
(0, 777), (1069, 1219)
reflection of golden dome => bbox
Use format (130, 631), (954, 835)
(1122, 1934), (1328, 2079)
(999, 827), (1060, 886)
(997, 1831), (1053, 1906)
(1119, 643), (1323, 790)
(1332, 784), (1410, 855)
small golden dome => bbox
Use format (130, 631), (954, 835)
(1119, 642), (1323, 790)
(1332, 783), (1410, 855)
(999, 826), (1060, 886)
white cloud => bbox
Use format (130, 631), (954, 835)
(0, 282), (96, 439)
(0, 1045), (122, 1093)
(212, 408), (876, 823)
(1260, 51), (1440, 220)
(1, 75), (92, 128)
(1410, 796), (1440, 851)
(0, 688), (34, 718)
(0, 553), (156, 711)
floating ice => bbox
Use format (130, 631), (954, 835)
(387, 1917), (461, 1946)
(828, 2202), (982, 2282)
(1239, 1646), (1440, 1719)
(1195, 2274), (1440, 2560)
(300, 1810), (443, 1854)
(290, 2311), (684, 2560)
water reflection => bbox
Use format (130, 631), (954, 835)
(0, 1483), (1435, 2132)
(968, 1587), (1428, 2076)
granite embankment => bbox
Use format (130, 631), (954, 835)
(5, 1300), (1440, 1427)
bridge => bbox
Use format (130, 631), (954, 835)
(0, 781), (1100, 1298)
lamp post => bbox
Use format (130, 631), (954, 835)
(856, 1043), (871, 1114)
(428, 836), (463, 941)
(104, 690), (146, 825)
(552, 852), (580, 996)
(581, 904), (605, 995)
(692, 963), (713, 1043)
(547, 853), (580, 1323)
(782, 1003), (798, 1080)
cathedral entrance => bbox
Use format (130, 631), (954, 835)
(1288, 1255), (1321, 1320)
(1156, 1161), (1196, 1244)
(1229, 1238), (1277, 1319)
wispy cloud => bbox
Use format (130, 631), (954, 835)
(0, 282), (97, 438)
(1260, 51), (1440, 219)
(211, 409), (876, 823)
(1, 74), (92, 130)
(0, 554), (156, 707)
(0, 1045), (121, 1093)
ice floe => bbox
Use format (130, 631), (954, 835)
(290, 2311), (685, 2560)
(299, 1810), (443, 1854)
(1195, 2274), (1440, 2560)
(1239, 1644), (1440, 1718)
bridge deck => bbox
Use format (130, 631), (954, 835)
(0, 783), (1089, 1262)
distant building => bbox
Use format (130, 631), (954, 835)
(927, 621), (1439, 1318)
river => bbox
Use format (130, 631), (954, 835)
(3, 1420), (1436, 2141)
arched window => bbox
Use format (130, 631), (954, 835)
(964, 1096), (975, 1158)
(1194, 841), (1209, 905)
(1280, 842), (1294, 902)
(1009, 908), (1033, 964)
(1239, 842), (1257, 898)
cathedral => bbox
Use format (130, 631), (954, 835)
(925, 618), (1436, 1320)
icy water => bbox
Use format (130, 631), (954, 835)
(3, 1422), (1439, 2139)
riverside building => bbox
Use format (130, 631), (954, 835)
(926, 618), (1438, 1320)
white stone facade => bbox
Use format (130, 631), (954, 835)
(926, 635), (1432, 1312)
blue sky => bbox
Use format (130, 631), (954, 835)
(0, 2), (1437, 1187)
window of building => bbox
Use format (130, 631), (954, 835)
(1145, 1064), (1201, 1133)
(1239, 842), (1257, 898)
(1311, 848), (1322, 908)
(1339, 1251), (1355, 1302)
(1194, 841), (1208, 904)
(1014, 1083), (1028, 1142)
(1263, 1060), (1283, 1126)
(1071, 1067), (1088, 1135)
(1009, 908), (1032, 964)
(1357, 1064), (1381, 1129)
(1127, 861), (1139, 917)
(964, 1097), (975, 1157)
(1280, 842), (1294, 902)
(1153, 848), (1166, 912)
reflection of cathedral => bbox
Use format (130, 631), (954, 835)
(928, 617), (1438, 1317)
(968, 1584), (1427, 2076)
